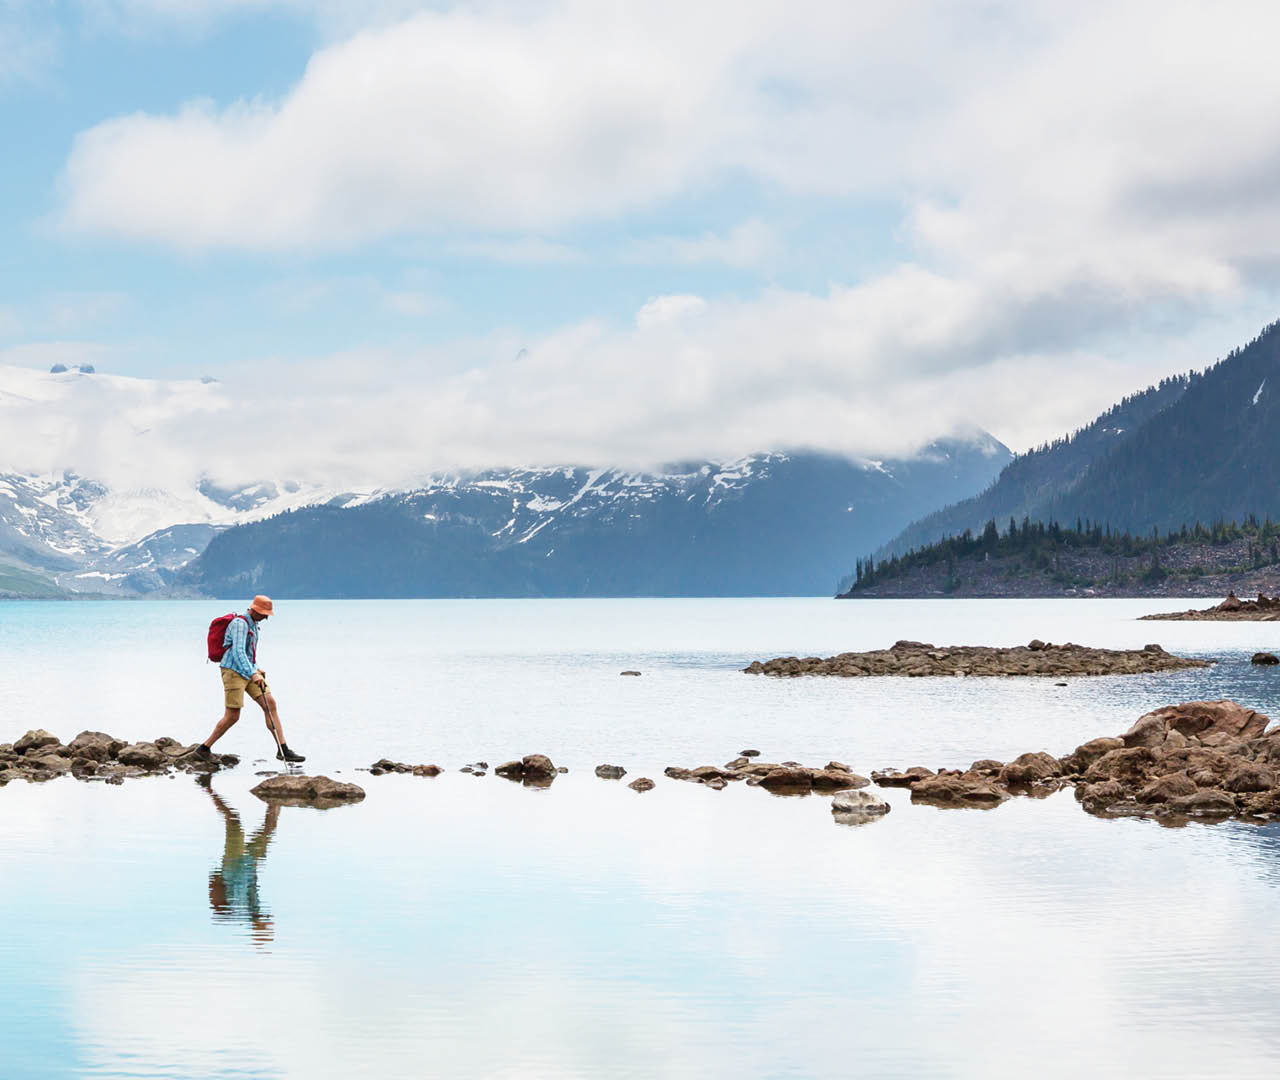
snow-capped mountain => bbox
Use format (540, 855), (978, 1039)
(187, 441), (1012, 598)
(0, 361), (1012, 597)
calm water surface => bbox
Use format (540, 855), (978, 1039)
(3, 598), (1280, 1079)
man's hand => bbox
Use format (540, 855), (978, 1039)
(251, 672), (266, 687)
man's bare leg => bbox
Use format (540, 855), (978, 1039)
(203, 707), (240, 749)
(255, 691), (286, 746)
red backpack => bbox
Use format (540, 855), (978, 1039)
(207, 613), (248, 663)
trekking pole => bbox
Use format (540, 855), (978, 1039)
(262, 681), (287, 765)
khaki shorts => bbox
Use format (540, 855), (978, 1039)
(221, 668), (270, 710)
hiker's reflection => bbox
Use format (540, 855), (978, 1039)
(201, 779), (279, 945)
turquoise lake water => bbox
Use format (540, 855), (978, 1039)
(3, 598), (1280, 1078)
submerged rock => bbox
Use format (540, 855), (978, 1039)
(831, 788), (891, 819)
(251, 774), (365, 807)
(744, 640), (1210, 679)
(595, 764), (626, 780)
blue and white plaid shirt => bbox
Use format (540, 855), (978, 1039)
(220, 612), (262, 682)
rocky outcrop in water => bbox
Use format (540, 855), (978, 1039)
(1142, 592), (1280, 621)
(874, 699), (1280, 823)
(250, 774), (366, 807)
(662, 757), (869, 794)
(495, 754), (559, 785)
(744, 640), (1210, 678)
(0, 729), (238, 787)
(368, 759), (441, 777)
(595, 764), (626, 779)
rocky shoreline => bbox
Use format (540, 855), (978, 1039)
(871, 699), (1280, 823)
(744, 639), (1210, 678)
(10, 699), (1280, 825)
(1141, 592), (1280, 621)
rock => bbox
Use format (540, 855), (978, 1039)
(1077, 780), (1129, 813)
(872, 766), (935, 788)
(663, 766), (693, 781)
(1058, 737), (1124, 774)
(25, 753), (71, 774)
(809, 769), (869, 791)
(67, 731), (125, 761)
(758, 768), (814, 792)
(1163, 789), (1238, 816)
(1225, 763), (1276, 793)
(1252, 653), (1280, 665)
(1125, 700), (1269, 746)
(116, 743), (166, 769)
(825, 760), (851, 772)
(1083, 746), (1158, 784)
(744, 642), (1210, 679)
(723, 757), (751, 770)
(521, 754), (557, 779)
(704, 777), (727, 790)
(1136, 772), (1198, 803)
(740, 749), (760, 757)
(620, 670), (642, 676)
(14, 729), (60, 755)
(411, 765), (441, 777)
(968, 759), (1005, 776)
(998, 751), (1062, 785)
(911, 774), (1010, 807)
(831, 789), (891, 816)
(628, 777), (655, 792)
(250, 774), (365, 806)
(595, 764), (626, 780)
(495, 760), (524, 778)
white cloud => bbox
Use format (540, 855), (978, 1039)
(38, 0), (1280, 466)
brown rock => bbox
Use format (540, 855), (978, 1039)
(1251, 652), (1280, 665)
(411, 765), (441, 777)
(1136, 771), (1197, 803)
(521, 754), (557, 779)
(628, 777), (655, 792)
(1225, 763), (1276, 793)
(116, 743), (166, 769)
(595, 764), (626, 780)
(1059, 737), (1124, 774)
(66, 731), (124, 761)
(1077, 780), (1129, 813)
(809, 769), (869, 791)
(250, 774), (365, 805)
(911, 774), (1009, 807)
(14, 729), (61, 755)
(1133, 701), (1269, 745)
(1163, 789), (1238, 816)
(758, 767), (814, 791)
(1083, 746), (1158, 784)
(495, 760), (524, 778)
(998, 751), (1062, 785)
(968, 759), (1005, 776)
(872, 766), (935, 788)
(723, 757), (750, 770)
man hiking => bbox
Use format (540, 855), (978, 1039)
(196, 595), (305, 763)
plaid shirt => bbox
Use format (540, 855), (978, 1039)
(220, 612), (261, 681)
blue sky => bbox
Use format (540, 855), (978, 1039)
(4, 1), (1280, 474)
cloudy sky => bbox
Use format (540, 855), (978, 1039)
(5, 0), (1280, 477)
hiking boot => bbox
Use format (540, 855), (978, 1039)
(190, 744), (214, 761)
(276, 745), (306, 763)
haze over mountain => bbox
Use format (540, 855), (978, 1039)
(184, 440), (1010, 599)
(0, 362), (1011, 597)
(876, 320), (1280, 567)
